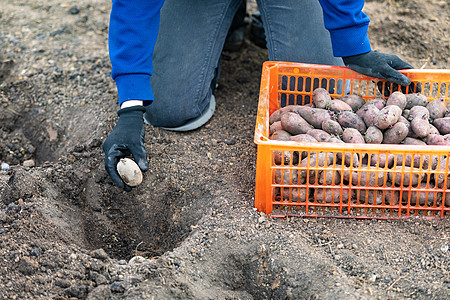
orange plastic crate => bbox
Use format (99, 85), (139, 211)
(254, 62), (450, 219)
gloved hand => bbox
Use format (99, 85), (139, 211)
(102, 106), (148, 191)
(343, 50), (413, 86)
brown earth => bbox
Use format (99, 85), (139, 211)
(0, 0), (449, 299)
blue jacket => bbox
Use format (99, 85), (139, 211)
(109, 0), (371, 106)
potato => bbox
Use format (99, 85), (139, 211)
(298, 107), (333, 129)
(342, 167), (387, 186)
(366, 97), (386, 110)
(343, 128), (365, 144)
(269, 121), (283, 136)
(289, 134), (318, 143)
(329, 136), (344, 143)
(386, 91), (407, 110)
(445, 192), (450, 207)
(401, 183), (442, 206)
(383, 122), (409, 144)
(402, 109), (410, 119)
(338, 111), (367, 133)
(327, 99), (352, 113)
(327, 138), (359, 167)
(357, 104), (380, 127)
(426, 98), (447, 120)
(424, 134), (450, 145)
(428, 124), (440, 136)
(307, 129), (331, 142)
(281, 112), (313, 135)
(385, 190), (400, 205)
(410, 118), (430, 138)
(312, 88), (332, 109)
(315, 188), (351, 203)
(117, 158), (143, 187)
(322, 119), (344, 136)
(369, 153), (395, 168)
(274, 169), (299, 184)
(269, 105), (308, 124)
(405, 93), (428, 109)
(408, 105), (429, 121)
(355, 190), (383, 205)
(398, 115), (410, 126)
(270, 129), (291, 141)
(281, 188), (309, 202)
(402, 137), (426, 145)
(435, 157), (450, 189)
(336, 94), (365, 112)
(300, 152), (335, 182)
(318, 169), (341, 185)
(433, 117), (450, 135)
(395, 154), (438, 170)
(388, 167), (424, 187)
(365, 126), (383, 144)
(374, 105), (402, 130)
(273, 150), (292, 165)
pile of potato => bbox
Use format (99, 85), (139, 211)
(269, 88), (450, 207)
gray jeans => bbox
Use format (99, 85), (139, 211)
(146, 0), (344, 128)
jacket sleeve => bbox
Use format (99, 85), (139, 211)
(109, 0), (164, 106)
(318, 0), (372, 58)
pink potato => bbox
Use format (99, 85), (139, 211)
(434, 157), (450, 189)
(337, 111), (367, 133)
(364, 126), (383, 144)
(395, 154), (438, 170)
(386, 91), (407, 110)
(402, 137), (427, 145)
(269, 121), (283, 136)
(433, 117), (450, 135)
(281, 112), (314, 135)
(354, 189), (383, 205)
(426, 98), (447, 120)
(424, 134), (450, 146)
(312, 88), (332, 109)
(281, 188), (309, 202)
(322, 119), (344, 136)
(343, 128), (365, 144)
(356, 104), (380, 127)
(274, 169), (299, 185)
(405, 93), (428, 109)
(298, 107), (333, 129)
(388, 167), (425, 187)
(337, 94), (366, 112)
(408, 105), (429, 121)
(366, 97), (386, 110)
(410, 118), (430, 138)
(327, 99), (352, 113)
(369, 153), (395, 168)
(342, 167), (388, 186)
(318, 169), (342, 185)
(374, 105), (402, 130)
(270, 129), (291, 141)
(382, 122), (409, 144)
(401, 183), (442, 206)
(289, 134), (318, 143)
(307, 129), (332, 142)
(315, 188), (351, 203)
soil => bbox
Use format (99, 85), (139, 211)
(0, 0), (449, 299)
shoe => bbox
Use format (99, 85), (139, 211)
(223, 25), (246, 52)
(250, 11), (266, 48)
(144, 95), (216, 132)
(223, 0), (248, 52)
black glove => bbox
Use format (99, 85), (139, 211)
(343, 50), (413, 86)
(102, 106), (148, 191)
